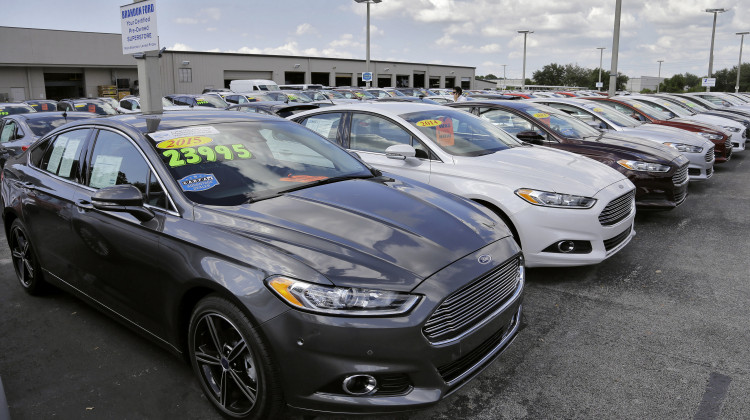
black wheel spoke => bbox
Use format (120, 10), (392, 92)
(194, 349), (221, 366)
(205, 316), (224, 354)
(219, 370), (229, 409)
(228, 368), (258, 405)
(226, 340), (248, 363)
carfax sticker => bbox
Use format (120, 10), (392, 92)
(156, 136), (214, 149)
(179, 173), (220, 192)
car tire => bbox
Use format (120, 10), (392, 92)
(188, 295), (285, 420)
(9, 218), (48, 295)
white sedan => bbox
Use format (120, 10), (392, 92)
(291, 102), (637, 268)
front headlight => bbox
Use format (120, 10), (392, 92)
(515, 188), (597, 208)
(617, 159), (671, 172)
(700, 132), (723, 140)
(267, 276), (420, 316)
(663, 142), (703, 153)
(722, 126), (741, 133)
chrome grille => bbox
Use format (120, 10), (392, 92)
(725, 136), (732, 149)
(705, 146), (714, 162)
(598, 190), (634, 226)
(672, 164), (688, 185)
(423, 256), (521, 343)
(674, 188), (687, 205)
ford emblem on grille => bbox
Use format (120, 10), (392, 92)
(478, 255), (492, 264)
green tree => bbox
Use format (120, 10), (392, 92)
(532, 63), (565, 85)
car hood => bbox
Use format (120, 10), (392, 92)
(581, 132), (683, 161)
(619, 125), (710, 146)
(201, 176), (511, 290)
(453, 146), (626, 197)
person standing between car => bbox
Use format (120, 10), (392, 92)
(453, 86), (467, 102)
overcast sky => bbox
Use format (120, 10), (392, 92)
(2, 0), (748, 80)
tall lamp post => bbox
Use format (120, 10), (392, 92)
(355, 0), (382, 88)
(736, 32), (749, 93)
(597, 47), (605, 91)
(657, 60), (664, 93)
(501, 64), (507, 90)
(518, 30), (533, 91)
(705, 8), (727, 92)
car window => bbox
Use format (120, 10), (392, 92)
(521, 106), (601, 139)
(401, 109), (522, 156)
(0, 121), (17, 143)
(86, 130), (170, 209)
(171, 97), (189, 106)
(477, 108), (534, 134)
(148, 121), (371, 205)
(120, 100), (132, 111)
(40, 129), (89, 181)
(298, 113), (343, 144)
(350, 113), (414, 153)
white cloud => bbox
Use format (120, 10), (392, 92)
(169, 43), (193, 51)
(296, 23), (317, 36)
(175, 17), (198, 24)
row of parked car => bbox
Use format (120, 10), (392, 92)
(0, 85), (748, 419)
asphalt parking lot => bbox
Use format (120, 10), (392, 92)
(1, 153), (748, 420)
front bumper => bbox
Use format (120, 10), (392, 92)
(259, 239), (524, 415)
(685, 148), (715, 181)
(513, 178), (636, 268)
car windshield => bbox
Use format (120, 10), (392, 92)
(668, 96), (708, 112)
(518, 105), (602, 138)
(401, 109), (522, 156)
(148, 120), (372, 205)
(72, 101), (118, 115)
(637, 99), (693, 118)
(26, 101), (57, 112)
(617, 99), (672, 120)
(281, 92), (314, 103)
(25, 114), (95, 136)
(0, 104), (36, 115)
(162, 98), (174, 107)
(194, 96), (227, 108)
(578, 102), (642, 127)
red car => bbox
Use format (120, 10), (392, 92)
(586, 97), (732, 163)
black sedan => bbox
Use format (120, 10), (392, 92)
(0, 111), (94, 167)
(2, 111), (524, 419)
(449, 100), (690, 210)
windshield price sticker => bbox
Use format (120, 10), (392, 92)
(163, 144), (253, 167)
(157, 136), (214, 149)
(149, 126), (220, 142)
(532, 113), (550, 119)
(436, 118), (454, 146)
(592, 108), (605, 113)
(416, 119), (442, 127)
(280, 175), (329, 183)
(88, 105), (96, 113)
(179, 173), (220, 192)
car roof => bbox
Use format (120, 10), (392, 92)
(293, 101), (446, 117)
(57, 110), (288, 135)
(10, 111), (94, 121)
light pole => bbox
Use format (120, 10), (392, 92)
(354, 0), (382, 88)
(736, 32), (749, 93)
(502, 64), (507, 90)
(705, 8), (727, 92)
(518, 30), (533, 91)
(657, 60), (664, 93)
(597, 47), (605, 91)
(608, 0), (622, 97)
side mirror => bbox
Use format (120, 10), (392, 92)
(515, 130), (545, 145)
(92, 184), (154, 222)
(385, 144), (416, 160)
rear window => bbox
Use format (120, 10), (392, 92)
(25, 114), (96, 136)
(0, 104), (35, 116)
